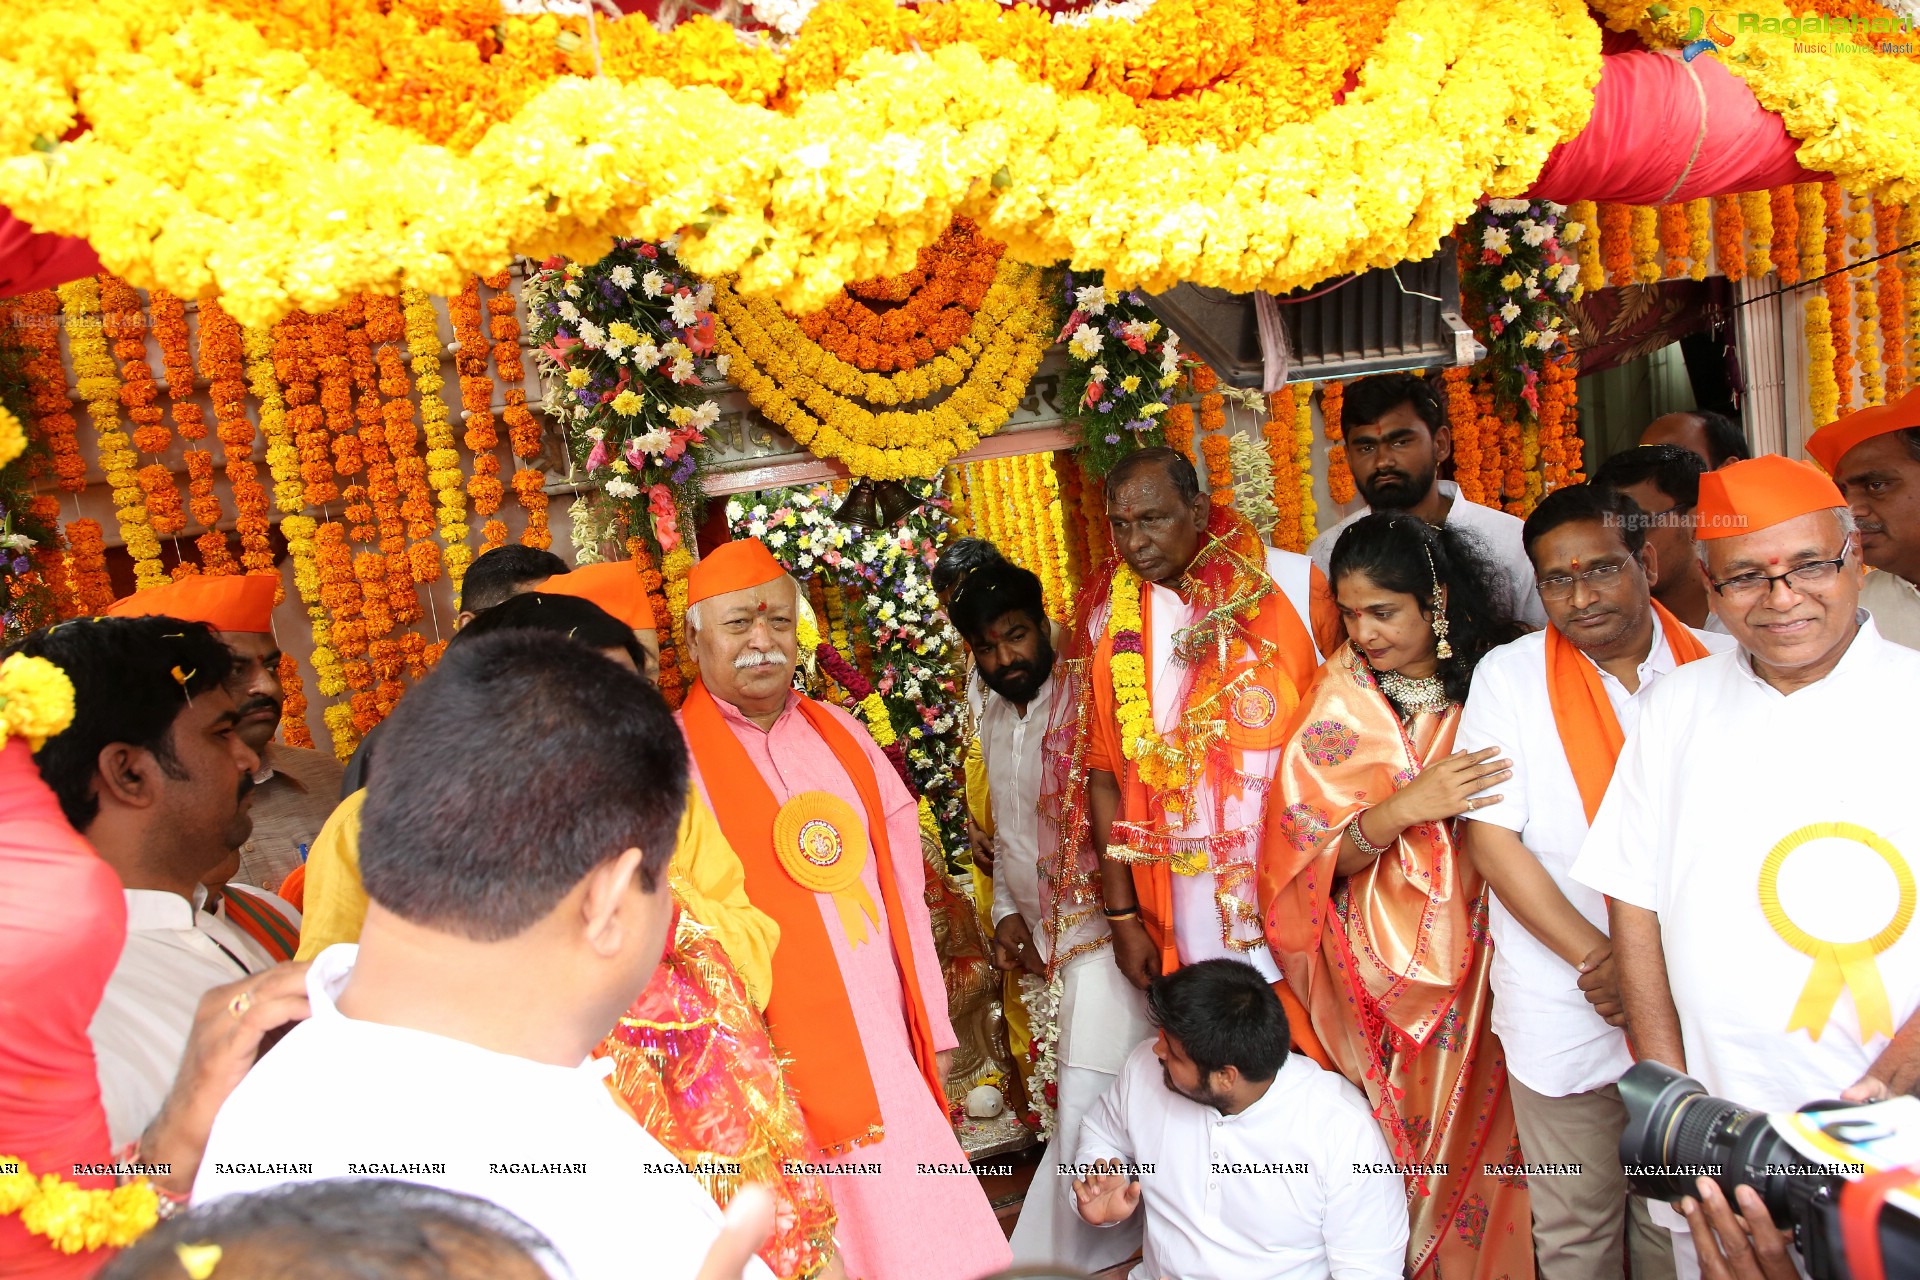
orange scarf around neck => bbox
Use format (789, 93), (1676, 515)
(680, 680), (943, 1154)
(1545, 600), (1712, 823)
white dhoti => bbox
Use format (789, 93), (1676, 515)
(1011, 949), (1153, 1273)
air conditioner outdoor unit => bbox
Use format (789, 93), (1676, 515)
(1142, 240), (1485, 389)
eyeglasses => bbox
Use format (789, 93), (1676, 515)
(1535, 561), (1629, 600)
(1708, 547), (1850, 600)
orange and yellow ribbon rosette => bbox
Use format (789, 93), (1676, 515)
(773, 791), (879, 945)
(1758, 822), (1915, 1043)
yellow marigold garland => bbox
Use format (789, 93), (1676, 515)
(945, 465), (974, 538)
(713, 264), (1048, 480)
(1631, 206), (1663, 284)
(0, 1154), (157, 1253)
(1740, 190), (1774, 280)
(0, 0), (1604, 327)
(404, 288), (466, 593)
(58, 276), (165, 589)
(663, 546), (696, 699)
(1906, 205), (1920, 390)
(1685, 199), (1712, 283)
(1567, 200), (1606, 293)
(1290, 383), (1317, 549)
(1824, 181), (1855, 416)
(1852, 197), (1883, 406)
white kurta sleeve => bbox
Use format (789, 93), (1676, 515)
(1066, 1047), (1138, 1225)
(1570, 697), (1666, 910)
(1454, 655), (1529, 835)
(989, 857), (1019, 929)
(1321, 1109), (1411, 1280)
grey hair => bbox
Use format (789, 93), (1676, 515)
(1696, 505), (1856, 569)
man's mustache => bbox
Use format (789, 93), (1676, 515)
(733, 650), (786, 670)
(236, 774), (256, 804)
(235, 695), (281, 719)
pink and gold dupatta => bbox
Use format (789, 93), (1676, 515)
(1259, 645), (1533, 1280)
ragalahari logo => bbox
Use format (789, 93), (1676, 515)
(1681, 6), (1915, 59)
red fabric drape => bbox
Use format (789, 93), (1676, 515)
(0, 210), (100, 300)
(1526, 50), (1820, 204)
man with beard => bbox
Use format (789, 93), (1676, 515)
(105, 573), (342, 895)
(1309, 373), (1546, 627)
(11, 616), (274, 1148)
(1458, 485), (1730, 1280)
(1806, 387), (1920, 649)
(955, 562), (1152, 1273)
(1070, 959), (1405, 1280)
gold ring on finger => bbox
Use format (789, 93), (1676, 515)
(228, 990), (254, 1020)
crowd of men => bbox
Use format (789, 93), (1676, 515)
(3, 375), (1919, 1280)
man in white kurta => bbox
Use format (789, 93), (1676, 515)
(1307, 372), (1547, 628)
(1085, 450), (1338, 1039)
(1459, 483), (1730, 1280)
(1071, 960), (1405, 1280)
(951, 562), (1153, 1271)
(1572, 456), (1920, 1275)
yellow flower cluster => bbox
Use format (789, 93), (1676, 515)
(1104, 565), (1156, 764)
(56, 276), (164, 588)
(732, 258), (1039, 408)
(858, 692), (897, 747)
(1686, 199), (1711, 283)
(664, 546), (695, 688)
(0, 404), (24, 470)
(0, 0), (1600, 328)
(1566, 200), (1606, 297)
(1740, 190), (1775, 279)
(281, 514), (344, 698)
(0, 653), (76, 751)
(0, 1155), (157, 1253)
(404, 288), (466, 591)
(242, 323), (303, 519)
(1630, 206), (1661, 285)
(1291, 383), (1318, 546)
(714, 264), (1049, 480)
(1806, 297), (1840, 426)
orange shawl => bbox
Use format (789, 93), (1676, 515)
(1546, 600), (1713, 823)
(1087, 579), (1320, 974)
(680, 681), (943, 1154)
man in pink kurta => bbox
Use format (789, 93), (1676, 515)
(678, 539), (1009, 1280)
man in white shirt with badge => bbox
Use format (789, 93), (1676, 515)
(1070, 959), (1405, 1280)
(194, 631), (775, 1280)
(19, 615), (279, 1149)
(1573, 455), (1920, 1276)
(954, 562), (1152, 1273)
(1460, 484), (1732, 1280)
(1310, 372), (1547, 628)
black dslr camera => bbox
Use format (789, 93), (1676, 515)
(1620, 1061), (1920, 1280)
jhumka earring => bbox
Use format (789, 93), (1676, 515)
(1423, 545), (1452, 660)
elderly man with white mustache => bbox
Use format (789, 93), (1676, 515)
(676, 539), (1011, 1280)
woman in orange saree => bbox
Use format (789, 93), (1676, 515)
(1261, 514), (1533, 1280)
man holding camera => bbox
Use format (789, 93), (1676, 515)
(1573, 456), (1920, 1278)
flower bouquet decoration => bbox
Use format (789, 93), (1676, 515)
(526, 240), (724, 558)
(1055, 273), (1185, 477)
(1461, 199), (1584, 421)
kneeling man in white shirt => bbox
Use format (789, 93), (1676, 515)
(194, 630), (773, 1280)
(1070, 958), (1406, 1280)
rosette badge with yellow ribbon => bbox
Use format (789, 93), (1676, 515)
(1759, 822), (1915, 1043)
(774, 791), (878, 945)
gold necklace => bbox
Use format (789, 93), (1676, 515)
(1376, 668), (1452, 717)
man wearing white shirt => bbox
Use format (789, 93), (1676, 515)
(20, 616), (276, 1149)
(1806, 387), (1920, 651)
(1460, 485), (1731, 1280)
(1309, 372), (1547, 628)
(954, 563), (1152, 1272)
(1572, 455), (1920, 1274)
(1070, 959), (1405, 1280)
(195, 630), (773, 1280)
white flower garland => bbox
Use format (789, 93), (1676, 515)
(1018, 971), (1064, 1140)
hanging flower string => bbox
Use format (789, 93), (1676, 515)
(796, 609), (914, 793)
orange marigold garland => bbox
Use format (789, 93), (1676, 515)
(1906, 205), (1920, 393)
(1771, 185), (1801, 286)
(12, 290), (96, 614)
(1290, 382), (1316, 549)
(796, 218), (1005, 373)
(1538, 356), (1582, 491)
(155, 290), (235, 575)
(1853, 198), (1883, 407)
(279, 652), (315, 750)
(1320, 380), (1354, 506)
(1164, 402), (1197, 465)
(62, 277), (166, 590)
(452, 279), (505, 553)
(1739, 190), (1773, 280)
(1052, 451), (1089, 596)
(626, 536), (683, 705)
(64, 520), (114, 616)
(277, 312), (337, 509)
(1264, 389), (1300, 552)
(1657, 202), (1690, 279)
(1713, 196), (1746, 282)
(1200, 431), (1234, 509)
(487, 269), (551, 551)
(101, 276), (190, 577)
(1599, 204), (1635, 289)
(1823, 181), (1854, 416)
(201, 301), (274, 576)
(662, 546), (697, 702)
(1444, 366), (1485, 505)
(1878, 202), (1909, 402)
(1076, 455), (1112, 566)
